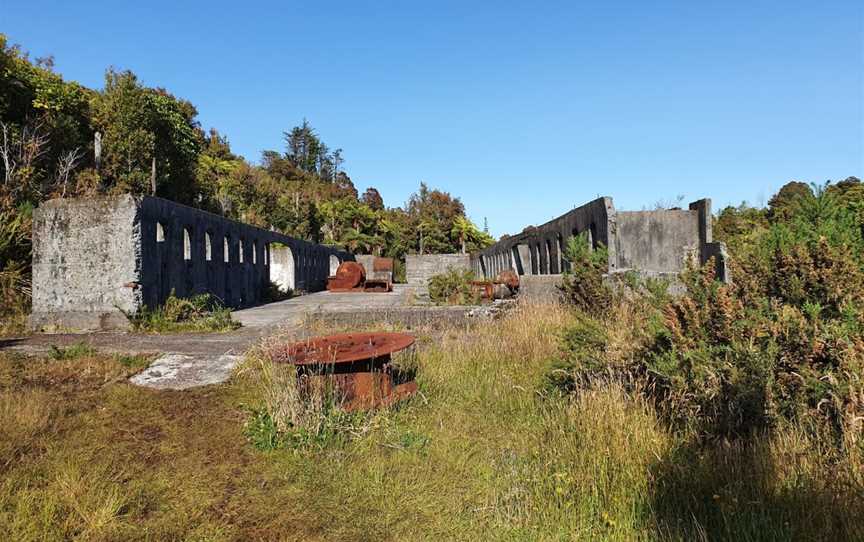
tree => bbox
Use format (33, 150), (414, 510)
(361, 187), (384, 211)
(767, 181), (814, 222)
(406, 182), (467, 254)
(91, 70), (202, 203)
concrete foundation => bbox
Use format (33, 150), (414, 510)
(30, 195), (352, 332)
(405, 254), (471, 297)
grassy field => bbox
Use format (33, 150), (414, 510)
(0, 303), (861, 541)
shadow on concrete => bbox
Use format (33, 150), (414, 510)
(0, 337), (26, 349)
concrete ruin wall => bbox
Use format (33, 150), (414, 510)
(353, 255), (377, 277)
(30, 195), (352, 332)
(471, 196), (728, 283)
(406, 254), (471, 297)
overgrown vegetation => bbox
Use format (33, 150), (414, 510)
(1, 301), (860, 539)
(428, 267), (480, 305)
(126, 292), (239, 333)
(0, 34), (493, 336)
(545, 181), (864, 539)
(559, 232), (611, 314)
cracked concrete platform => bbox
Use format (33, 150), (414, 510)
(1, 286), (474, 390)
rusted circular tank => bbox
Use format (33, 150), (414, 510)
(327, 261), (366, 291)
(277, 332), (414, 366)
(272, 332), (418, 411)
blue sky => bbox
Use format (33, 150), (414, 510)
(4, 1), (862, 237)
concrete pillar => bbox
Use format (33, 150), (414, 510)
(516, 244), (532, 275)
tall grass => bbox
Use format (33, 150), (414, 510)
(241, 301), (863, 540)
(0, 301), (860, 539)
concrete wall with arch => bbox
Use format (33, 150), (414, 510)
(30, 195), (353, 331)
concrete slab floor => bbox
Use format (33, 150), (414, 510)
(0, 286), (426, 391)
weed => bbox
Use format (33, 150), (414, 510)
(127, 291), (240, 333)
(48, 342), (95, 360)
(428, 267), (480, 305)
(560, 233), (612, 315)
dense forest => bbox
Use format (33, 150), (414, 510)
(0, 34), (494, 329)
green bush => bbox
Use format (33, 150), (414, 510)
(428, 267), (479, 305)
(128, 292), (240, 333)
(647, 187), (864, 442)
(560, 233), (612, 315)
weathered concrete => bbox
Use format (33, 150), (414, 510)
(614, 210), (699, 273)
(472, 197), (729, 283)
(305, 305), (478, 330)
(30, 195), (353, 332)
(128, 353), (243, 390)
(519, 275), (566, 303)
(406, 254), (471, 297)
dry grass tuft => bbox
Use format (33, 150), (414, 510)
(0, 389), (52, 468)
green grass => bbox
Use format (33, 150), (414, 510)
(127, 292), (240, 333)
(0, 303), (860, 540)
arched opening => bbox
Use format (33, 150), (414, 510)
(183, 228), (192, 261)
(205, 232), (212, 261)
(269, 243), (295, 293)
(329, 254), (340, 276)
(239, 239), (244, 263)
(156, 222), (166, 243)
(224, 236), (231, 263)
(264, 243), (269, 265)
(252, 240), (258, 265)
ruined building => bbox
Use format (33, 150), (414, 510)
(30, 195), (352, 331)
(471, 197), (728, 283)
(29, 194), (727, 332)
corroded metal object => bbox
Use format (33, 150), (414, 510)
(273, 332), (417, 411)
(326, 261), (366, 291)
(372, 257), (394, 273)
(470, 270), (520, 300)
(496, 270), (520, 291)
(327, 259), (393, 292)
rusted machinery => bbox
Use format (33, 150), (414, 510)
(271, 332), (417, 411)
(470, 269), (520, 300)
(364, 257), (394, 292)
(326, 257), (394, 292)
(326, 261), (366, 291)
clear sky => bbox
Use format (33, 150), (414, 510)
(4, 1), (862, 237)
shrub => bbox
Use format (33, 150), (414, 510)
(0, 203), (32, 336)
(551, 185), (864, 448)
(644, 187), (864, 443)
(559, 233), (611, 315)
(428, 267), (479, 305)
(128, 292), (240, 333)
